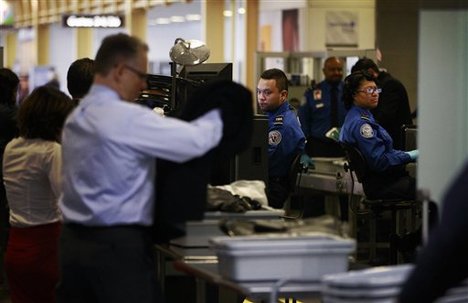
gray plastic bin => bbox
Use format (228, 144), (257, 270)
(210, 234), (355, 282)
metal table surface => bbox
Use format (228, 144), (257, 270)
(155, 237), (323, 303)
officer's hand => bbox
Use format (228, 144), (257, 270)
(300, 154), (315, 170)
(405, 149), (419, 161)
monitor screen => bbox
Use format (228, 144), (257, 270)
(180, 62), (232, 84)
(210, 115), (268, 186)
(176, 63), (233, 113)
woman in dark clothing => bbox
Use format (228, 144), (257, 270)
(0, 68), (20, 288)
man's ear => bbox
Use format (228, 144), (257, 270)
(281, 90), (288, 101)
(113, 63), (125, 82)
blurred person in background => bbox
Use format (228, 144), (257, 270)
(3, 86), (74, 303)
(66, 57), (95, 105)
(298, 56), (346, 157)
(0, 68), (20, 290)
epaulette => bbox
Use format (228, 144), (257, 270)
(360, 114), (371, 122)
(274, 115), (284, 125)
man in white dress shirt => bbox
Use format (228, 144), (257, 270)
(57, 33), (223, 303)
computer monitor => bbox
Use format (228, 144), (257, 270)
(176, 63), (233, 113)
(210, 115), (268, 186)
(234, 115), (268, 183)
(402, 125), (417, 151)
(180, 62), (232, 84)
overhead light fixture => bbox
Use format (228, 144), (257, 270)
(155, 17), (170, 25)
(186, 14), (201, 21)
(170, 15), (185, 23)
(238, 8), (246, 15)
(223, 10), (232, 17)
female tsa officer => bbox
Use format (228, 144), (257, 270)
(339, 70), (418, 200)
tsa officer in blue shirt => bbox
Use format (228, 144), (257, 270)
(298, 56), (347, 157)
(257, 68), (306, 209)
(339, 70), (418, 200)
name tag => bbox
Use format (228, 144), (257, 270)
(315, 103), (324, 109)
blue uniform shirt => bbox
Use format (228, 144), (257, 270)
(339, 105), (411, 172)
(267, 101), (305, 178)
(298, 80), (346, 139)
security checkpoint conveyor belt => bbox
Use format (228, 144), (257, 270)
(298, 157), (364, 196)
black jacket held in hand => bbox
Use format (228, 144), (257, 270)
(153, 80), (254, 243)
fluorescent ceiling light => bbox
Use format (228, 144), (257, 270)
(170, 15), (185, 22)
(186, 14), (201, 21)
(155, 17), (170, 24)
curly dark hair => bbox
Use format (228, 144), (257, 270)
(17, 86), (75, 141)
(343, 70), (375, 110)
(0, 68), (20, 106)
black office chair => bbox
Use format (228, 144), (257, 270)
(282, 153), (307, 219)
(340, 142), (421, 265)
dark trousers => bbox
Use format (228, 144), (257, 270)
(57, 224), (163, 303)
(267, 177), (290, 209)
(305, 137), (344, 157)
(366, 175), (416, 200)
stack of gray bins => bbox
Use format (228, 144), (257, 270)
(321, 264), (468, 303)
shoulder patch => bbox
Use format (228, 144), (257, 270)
(274, 116), (284, 125)
(360, 123), (374, 138)
(268, 130), (282, 145)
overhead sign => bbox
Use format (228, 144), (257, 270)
(326, 11), (358, 48)
(63, 14), (124, 28)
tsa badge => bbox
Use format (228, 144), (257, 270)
(268, 130), (282, 145)
(313, 89), (322, 100)
(360, 123), (374, 138)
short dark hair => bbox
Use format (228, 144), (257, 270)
(0, 68), (20, 106)
(67, 58), (95, 100)
(343, 70), (375, 110)
(94, 33), (148, 76)
(351, 57), (379, 74)
(18, 86), (75, 141)
(260, 68), (288, 92)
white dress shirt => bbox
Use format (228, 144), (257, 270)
(3, 137), (62, 227)
(60, 84), (223, 226)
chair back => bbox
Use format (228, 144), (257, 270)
(289, 152), (303, 190)
(339, 142), (370, 184)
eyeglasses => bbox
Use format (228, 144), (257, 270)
(124, 64), (148, 81)
(357, 87), (382, 95)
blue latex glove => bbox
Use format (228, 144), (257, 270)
(406, 149), (419, 161)
(300, 154), (315, 170)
